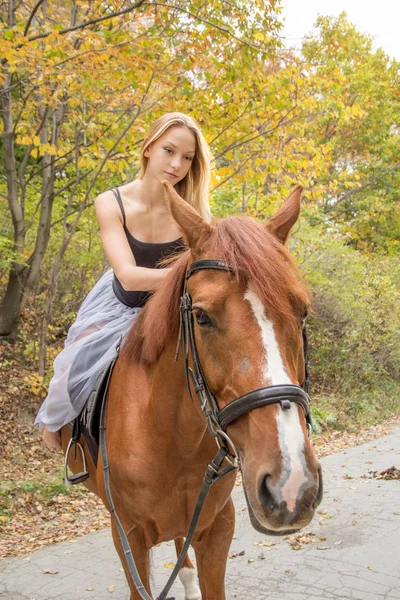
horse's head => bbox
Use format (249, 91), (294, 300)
(163, 181), (322, 535)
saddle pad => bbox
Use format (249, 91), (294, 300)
(81, 357), (117, 442)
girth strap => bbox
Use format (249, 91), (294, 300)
(217, 384), (310, 431)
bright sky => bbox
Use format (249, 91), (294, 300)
(280, 0), (400, 60)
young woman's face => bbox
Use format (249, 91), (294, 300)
(144, 125), (196, 185)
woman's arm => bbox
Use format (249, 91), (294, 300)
(95, 192), (168, 292)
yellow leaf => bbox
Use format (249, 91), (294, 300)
(43, 569), (59, 574)
(33, 136), (40, 147)
(164, 562), (174, 569)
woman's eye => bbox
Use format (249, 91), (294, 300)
(185, 156), (193, 161)
(195, 309), (213, 327)
(164, 147), (172, 153)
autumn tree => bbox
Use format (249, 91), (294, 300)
(0, 0), (283, 337)
(301, 13), (400, 254)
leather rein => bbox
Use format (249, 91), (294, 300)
(99, 259), (312, 600)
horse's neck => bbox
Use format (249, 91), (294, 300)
(116, 341), (210, 456)
(150, 345), (209, 447)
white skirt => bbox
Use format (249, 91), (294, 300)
(35, 270), (141, 432)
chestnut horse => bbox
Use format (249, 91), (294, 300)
(62, 181), (322, 600)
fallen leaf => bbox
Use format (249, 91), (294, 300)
(247, 559), (254, 563)
(107, 585), (115, 593)
(43, 569), (59, 575)
(254, 541), (276, 547)
(164, 562), (174, 569)
(316, 546), (330, 550)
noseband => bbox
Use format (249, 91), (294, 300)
(176, 259), (312, 462)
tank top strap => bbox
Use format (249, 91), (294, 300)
(112, 188), (126, 228)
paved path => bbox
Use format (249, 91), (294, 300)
(1, 430), (399, 600)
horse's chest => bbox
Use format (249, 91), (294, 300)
(113, 460), (230, 542)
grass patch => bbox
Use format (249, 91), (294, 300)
(21, 481), (72, 497)
(0, 474), (90, 522)
(311, 381), (400, 432)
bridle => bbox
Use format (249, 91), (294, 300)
(177, 259), (312, 463)
(100, 258), (312, 600)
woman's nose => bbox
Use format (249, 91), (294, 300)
(171, 156), (182, 169)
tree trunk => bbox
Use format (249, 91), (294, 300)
(0, 269), (25, 338)
(0, 65), (26, 338)
(38, 262), (58, 375)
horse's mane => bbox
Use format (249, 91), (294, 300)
(123, 216), (310, 365)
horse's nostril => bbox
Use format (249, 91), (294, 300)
(258, 475), (279, 512)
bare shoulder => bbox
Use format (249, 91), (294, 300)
(94, 189), (120, 222)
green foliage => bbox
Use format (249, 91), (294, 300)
(211, 183), (242, 217)
(293, 221), (400, 423)
(302, 13), (400, 255)
(310, 406), (339, 434)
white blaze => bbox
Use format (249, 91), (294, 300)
(244, 290), (291, 385)
(244, 289), (308, 512)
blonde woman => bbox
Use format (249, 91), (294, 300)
(36, 112), (212, 450)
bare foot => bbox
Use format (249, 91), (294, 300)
(43, 426), (62, 451)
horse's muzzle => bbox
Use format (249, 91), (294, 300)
(242, 465), (323, 536)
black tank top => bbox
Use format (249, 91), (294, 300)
(111, 188), (185, 308)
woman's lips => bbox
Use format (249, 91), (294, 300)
(165, 172), (178, 179)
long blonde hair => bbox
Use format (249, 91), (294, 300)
(140, 113), (212, 222)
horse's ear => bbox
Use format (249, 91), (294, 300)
(162, 180), (212, 248)
(265, 186), (303, 244)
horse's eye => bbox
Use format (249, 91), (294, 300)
(195, 309), (213, 327)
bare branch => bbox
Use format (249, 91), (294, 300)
(211, 153), (258, 192)
(23, 0), (46, 36)
(152, 1), (278, 56)
(26, 0), (147, 43)
(209, 100), (254, 146)
(212, 107), (299, 162)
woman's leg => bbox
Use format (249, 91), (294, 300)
(42, 425), (62, 451)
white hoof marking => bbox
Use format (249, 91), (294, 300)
(179, 566), (201, 600)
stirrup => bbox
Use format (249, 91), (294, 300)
(64, 437), (89, 486)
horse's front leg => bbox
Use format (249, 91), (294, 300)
(192, 497), (235, 600)
(174, 538), (201, 600)
(110, 520), (152, 600)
